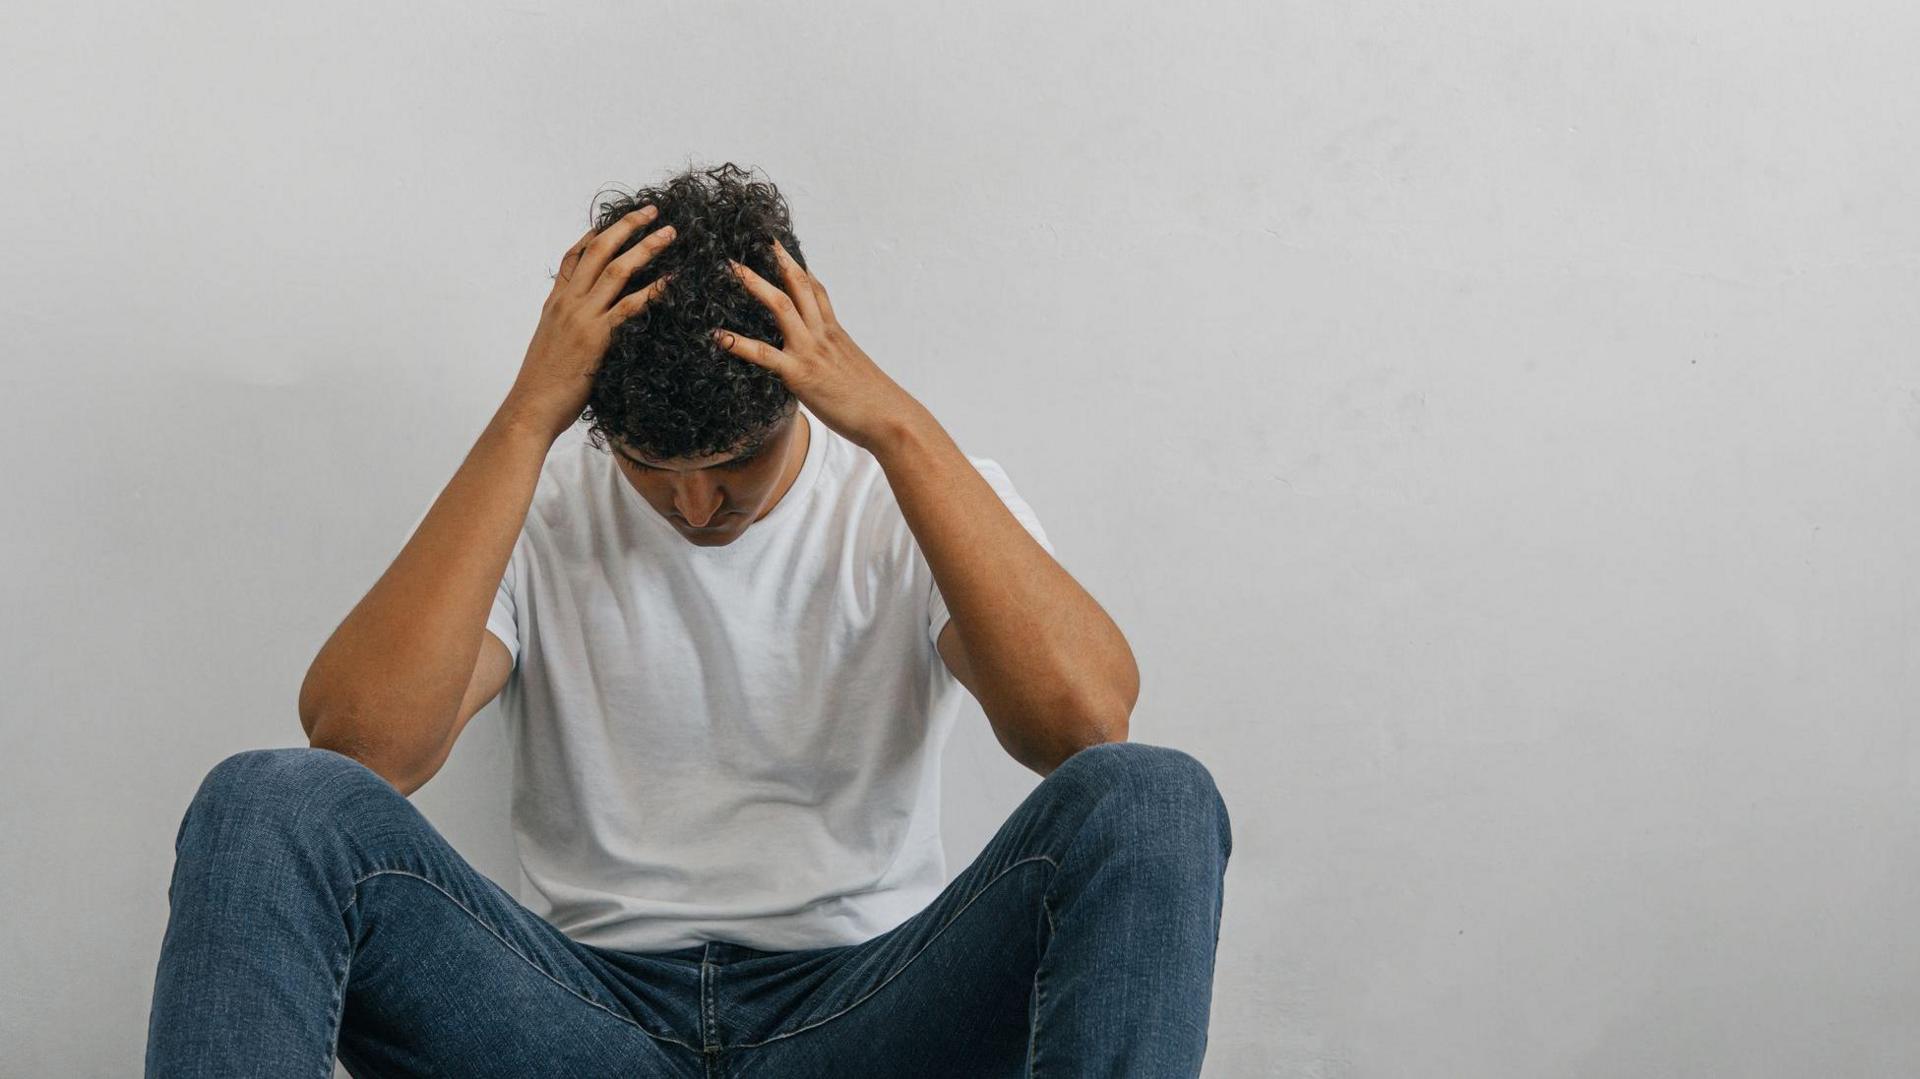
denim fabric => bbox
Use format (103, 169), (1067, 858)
(145, 739), (1232, 1077)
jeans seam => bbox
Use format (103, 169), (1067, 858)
(319, 915), (352, 1079)
(345, 868), (699, 1051)
(701, 946), (718, 1053)
(726, 854), (1059, 1050)
(1029, 891), (1055, 1078)
(1028, 955), (1045, 1078)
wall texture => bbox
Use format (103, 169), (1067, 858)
(3, 1), (1916, 1075)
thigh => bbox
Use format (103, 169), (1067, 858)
(732, 862), (1047, 1078)
(714, 846), (1056, 1078)
(334, 868), (704, 1078)
(170, 746), (704, 1078)
(713, 741), (1227, 1079)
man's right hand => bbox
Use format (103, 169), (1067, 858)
(505, 204), (678, 441)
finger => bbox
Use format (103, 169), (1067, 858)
(712, 328), (791, 379)
(553, 224), (600, 286)
(808, 274), (837, 326)
(607, 272), (674, 325)
(563, 204), (660, 299)
(587, 221), (677, 312)
(727, 258), (811, 348)
(770, 239), (821, 329)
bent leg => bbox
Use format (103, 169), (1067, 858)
(1024, 741), (1233, 1076)
(144, 746), (701, 1078)
(725, 740), (1233, 1078)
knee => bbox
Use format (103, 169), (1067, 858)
(175, 746), (389, 851)
(1050, 741), (1232, 862)
(195, 745), (378, 806)
(1054, 740), (1222, 804)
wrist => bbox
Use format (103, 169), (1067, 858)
(490, 395), (574, 446)
(864, 398), (946, 464)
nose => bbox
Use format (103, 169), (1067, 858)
(671, 477), (729, 528)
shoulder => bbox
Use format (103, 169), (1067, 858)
(524, 434), (604, 534)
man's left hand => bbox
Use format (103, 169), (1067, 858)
(713, 239), (925, 453)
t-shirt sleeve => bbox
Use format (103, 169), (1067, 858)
(484, 556), (522, 668)
(403, 496), (523, 669)
(926, 457), (1055, 649)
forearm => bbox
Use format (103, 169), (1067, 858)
(298, 398), (554, 784)
(698, 237), (1136, 767)
(872, 403), (1139, 768)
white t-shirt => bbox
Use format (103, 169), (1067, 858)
(405, 402), (1053, 953)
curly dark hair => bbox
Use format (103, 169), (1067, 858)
(577, 161), (809, 461)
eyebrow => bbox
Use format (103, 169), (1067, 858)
(616, 440), (765, 472)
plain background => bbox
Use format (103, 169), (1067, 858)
(4, 1), (1917, 1076)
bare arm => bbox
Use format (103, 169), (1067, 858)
(298, 406), (552, 793)
(299, 202), (680, 793)
(709, 238), (1136, 778)
(884, 413), (1137, 776)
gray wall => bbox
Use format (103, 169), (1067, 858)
(4, 1), (1917, 1076)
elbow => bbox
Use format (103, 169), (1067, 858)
(304, 710), (428, 796)
(297, 676), (324, 741)
(1079, 703), (1132, 753)
(1024, 694), (1132, 777)
(1085, 661), (1137, 747)
(1073, 646), (1138, 755)
(1073, 687), (1132, 747)
(307, 731), (425, 796)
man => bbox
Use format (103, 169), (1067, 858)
(146, 163), (1232, 1077)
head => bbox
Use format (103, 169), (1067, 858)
(578, 162), (812, 546)
(604, 400), (809, 546)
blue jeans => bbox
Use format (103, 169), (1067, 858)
(145, 740), (1232, 1077)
